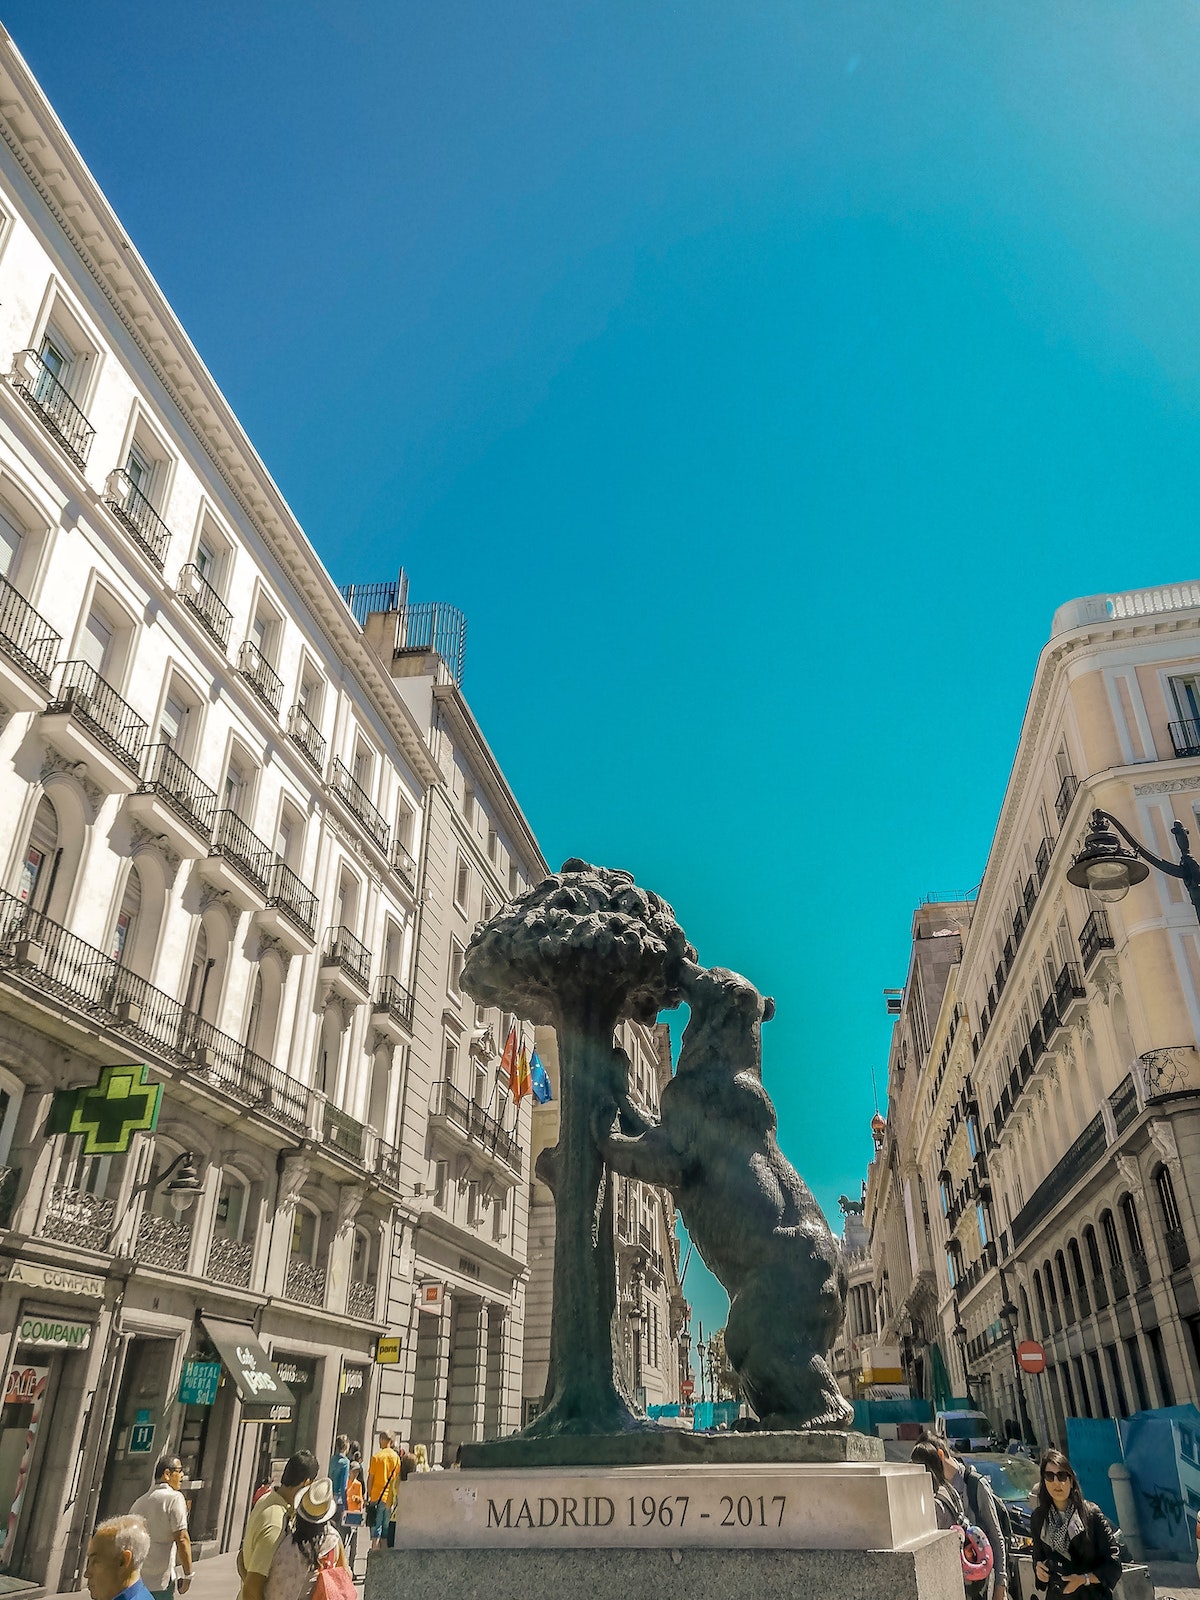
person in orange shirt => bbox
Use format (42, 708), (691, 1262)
(366, 1433), (401, 1551)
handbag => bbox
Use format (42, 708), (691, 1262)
(310, 1547), (355, 1600)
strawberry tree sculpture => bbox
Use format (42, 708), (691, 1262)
(462, 858), (693, 1437)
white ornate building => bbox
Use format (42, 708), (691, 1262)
(0, 32), (545, 1587)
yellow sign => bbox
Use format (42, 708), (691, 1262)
(376, 1336), (401, 1365)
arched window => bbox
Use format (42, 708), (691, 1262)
(18, 794), (58, 909)
(1055, 1252), (1074, 1321)
(184, 922), (210, 1015)
(1155, 1165), (1183, 1236)
(1120, 1194), (1144, 1257)
(214, 1169), (249, 1243)
(1068, 1238), (1087, 1291)
(1101, 1209), (1123, 1267)
(111, 865), (142, 965)
(1084, 1225), (1103, 1278)
(1033, 1269), (1049, 1335)
(367, 1048), (391, 1132)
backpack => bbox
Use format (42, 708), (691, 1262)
(963, 1463), (1014, 1557)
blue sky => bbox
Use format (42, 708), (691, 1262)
(10, 1), (1200, 1342)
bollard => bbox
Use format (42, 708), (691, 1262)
(1108, 1463), (1144, 1562)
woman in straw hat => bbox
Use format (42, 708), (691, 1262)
(264, 1476), (349, 1600)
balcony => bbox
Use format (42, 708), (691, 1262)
(1109, 1073), (1140, 1135)
(134, 1211), (192, 1271)
(1054, 961), (1087, 1020)
(199, 809), (272, 909)
(9, 349), (95, 468)
(1110, 1261), (1129, 1300)
(1055, 773), (1079, 827)
(1028, 1019), (1044, 1066)
(391, 838), (417, 889)
(207, 1235), (253, 1289)
(1139, 1044), (1200, 1099)
(348, 1279), (377, 1321)
(320, 924), (371, 1002)
(1036, 837), (1053, 885)
(255, 859), (317, 950)
(287, 702), (326, 773)
(0, 574), (59, 708)
(324, 1102), (367, 1165)
(1023, 875), (1037, 917)
(1079, 909), (1115, 972)
(103, 469), (172, 569)
(1011, 1111), (1106, 1246)
(1040, 993), (1061, 1047)
(1166, 1226), (1191, 1272)
(176, 564), (232, 650)
(39, 1183), (115, 1250)
(329, 758), (390, 853)
(428, 1077), (523, 1179)
(1092, 1274), (1109, 1311)
(1130, 1250), (1151, 1291)
(43, 660), (147, 790)
(237, 640), (283, 715)
(285, 1257), (326, 1308)
(1169, 718), (1200, 759)
(372, 973), (415, 1041)
(0, 888), (312, 1139)
(127, 743), (216, 854)
(0, 1166), (17, 1228)
(375, 1138), (402, 1191)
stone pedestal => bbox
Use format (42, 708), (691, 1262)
(365, 1461), (964, 1600)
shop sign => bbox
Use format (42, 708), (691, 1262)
(0, 1366), (47, 1564)
(8, 1262), (104, 1298)
(197, 1315), (296, 1424)
(129, 1410), (155, 1453)
(417, 1282), (444, 1314)
(18, 1315), (91, 1350)
(178, 1360), (221, 1406)
(375, 1336), (401, 1365)
(47, 1064), (162, 1155)
(274, 1361), (312, 1388)
(340, 1365), (365, 1395)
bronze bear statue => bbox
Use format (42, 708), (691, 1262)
(604, 960), (853, 1430)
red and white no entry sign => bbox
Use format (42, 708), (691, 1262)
(1017, 1340), (1046, 1374)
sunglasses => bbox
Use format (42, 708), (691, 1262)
(1043, 1470), (1072, 1483)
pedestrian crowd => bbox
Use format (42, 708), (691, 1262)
(81, 1429), (433, 1600)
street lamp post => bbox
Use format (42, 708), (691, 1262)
(951, 1322), (973, 1408)
(997, 1275), (1036, 1447)
(1066, 809), (1200, 919)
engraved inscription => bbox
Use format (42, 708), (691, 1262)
(483, 1490), (786, 1534)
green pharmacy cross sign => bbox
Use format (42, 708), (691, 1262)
(48, 1064), (162, 1155)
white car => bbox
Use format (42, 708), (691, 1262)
(934, 1409), (994, 1451)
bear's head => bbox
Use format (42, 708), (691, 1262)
(677, 962), (773, 1076)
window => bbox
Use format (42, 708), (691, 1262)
(1102, 1209), (1123, 1267)
(382, 921), (402, 979)
(463, 785), (476, 828)
(214, 1171), (248, 1243)
(80, 605), (116, 678)
(1172, 675), (1200, 726)
(508, 861), (520, 897)
(938, 1175), (951, 1217)
(967, 1115), (980, 1159)
(442, 1033), (458, 1081)
(110, 867), (142, 965)
(18, 795), (58, 908)
(1120, 1194), (1145, 1257)
(395, 797), (415, 851)
(454, 856), (470, 912)
(487, 826), (498, 864)
(291, 1203), (319, 1264)
(352, 739), (374, 793)
(194, 527), (226, 593)
(0, 508), (23, 581)
(250, 599), (280, 666)
(493, 1189), (507, 1244)
(158, 690), (188, 751)
(467, 1182), (480, 1226)
(1155, 1165), (1183, 1236)
(223, 757), (250, 818)
(1085, 1226), (1103, 1279)
(448, 940), (464, 997)
(481, 895), (496, 928)
(298, 668), (323, 719)
(276, 803), (303, 868)
(946, 1250), (958, 1288)
(976, 1203), (989, 1249)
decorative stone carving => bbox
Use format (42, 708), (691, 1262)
(369, 1030), (394, 1059)
(318, 988), (356, 1028)
(336, 1181), (366, 1235)
(1114, 1152), (1144, 1200)
(253, 930), (291, 977)
(40, 747), (103, 815)
(128, 818), (182, 887)
(1148, 1119), (1182, 1171)
(199, 882), (236, 917)
(277, 1154), (311, 1212)
(1133, 778), (1200, 796)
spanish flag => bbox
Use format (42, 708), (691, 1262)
(500, 1026), (520, 1101)
(516, 1039), (533, 1102)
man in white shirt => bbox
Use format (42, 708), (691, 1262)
(129, 1455), (192, 1600)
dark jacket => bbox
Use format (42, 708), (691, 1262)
(1030, 1499), (1123, 1597)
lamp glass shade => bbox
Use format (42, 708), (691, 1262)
(1066, 845), (1149, 902)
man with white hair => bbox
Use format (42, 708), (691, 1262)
(85, 1515), (155, 1600)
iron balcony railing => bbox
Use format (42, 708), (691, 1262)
(324, 1102), (366, 1164)
(391, 838), (417, 887)
(210, 810), (272, 894)
(207, 1235), (253, 1289)
(10, 350), (95, 468)
(1054, 961), (1086, 1014)
(0, 573), (59, 686)
(103, 470), (172, 568)
(323, 924), (371, 992)
(286, 703), (326, 772)
(285, 1257), (326, 1308)
(329, 758), (390, 852)
(1092, 1273), (1109, 1311)
(237, 640), (283, 714)
(1169, 719), (1200, 759)
(1129, 1250), (1151, 1290)
(1110, 1261), (1129, 1300)
(337, 581), (467, 686)
(176, 563), (232, 649)
(137, 743), (216, 838)
(0, 888), (311, 1137)
(1040, 994), (1060, 1044)
(1036, 837), (1053, 884)
(0, 1166), (18, 1228)
(47, 660), (147, 772)
(41, 1183), (116, 1250)
(1079, 909), (1115, 971)
(265, 860), (317, 939)
(134, 1211), (193, 1271)
(1055, 772), (1079, 826)
(347, 1279), (377, 1320)
(374, 973), (415, 1030)
(1166, 1226), (1190, 1272)
(429, 1077), (522, 1171)
(1023, 875), (1037, 916)
(1110, 1073), (1139, 1135)
(375, 1138), (402, 1191)
(1011, 1112), (1106, 1246)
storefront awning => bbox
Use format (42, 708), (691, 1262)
(198, 1315), (296, 1422)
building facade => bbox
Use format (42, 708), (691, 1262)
(865, 584), (1200, 1448)
(0, 34), (545, 1586)
(523, 1018), (691, 1423)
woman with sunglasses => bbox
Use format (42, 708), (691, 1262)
(1031, 1449), (1122, 1597)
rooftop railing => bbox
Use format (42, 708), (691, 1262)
(176, 563), (232, 650)
(10, 350), (95, 468)
(237, 640), (283, 715)
(47, 660), (147, 772)
(103, 470), (172, 568)
(137, 743), (216, 838)
(0, 573), (60, 686)
(286, 702), (326, 772)
(330, 758), (390, 852)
